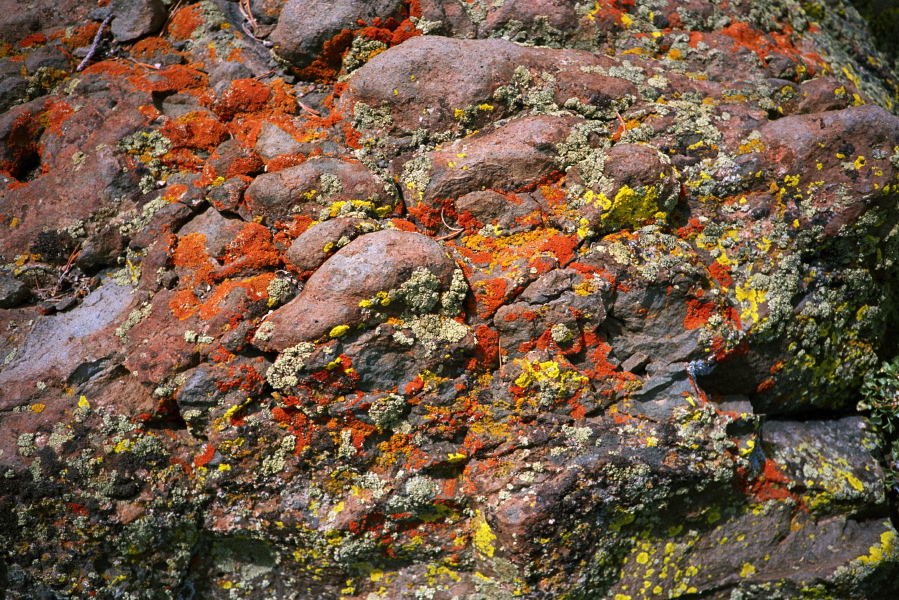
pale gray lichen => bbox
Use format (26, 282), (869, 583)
(368, 393), (406, 429)
(337, 429), (356, 459)
(255, 321), (275, 342)
(17, 433), (36, 457)
(353, 101), (394, 131)
(260, 434), (297, 475)
(115, 302), (152, 339)
(266, 277), (292, 307)
(440, 268), (469, 316)
(342, 36), (388, 74)
(182, 330), (213, 345)
(266, 342), (315, 390)
(407, 314), (470, 352)
(550, 323), (574, 344)
(389, 267), (442, 314)
(401, 155), (433, 198)
(562, 425), (593, 446)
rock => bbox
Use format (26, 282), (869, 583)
(342, 36), (528, 135)
(253, 229), (457, 350)
(271, 0), (404, 69)
(284, 217), (377, 273)
(253, 120), (310, 161)
(567, 142), (679, 233)
(110, 0), (167, 43)
(762, 416), (887, 518)
(342, 35), (633, 138)
(245, 157), (390, 220)
(73, 224), (129, 273)
(0, 271), (28, 308)
(0, 73), (28, 113)
(0, 279), (134, 409)
(3, 0), (899, 598)
(397, 114), (579, 230)
(207, 176), (249, 214)
(796, 76), (855, 114)
(23, 44), (72, 74)
(455, 190), (541, 235)
(175, 207), (247, 261)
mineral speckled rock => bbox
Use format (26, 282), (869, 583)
(3, 0), (899, 599)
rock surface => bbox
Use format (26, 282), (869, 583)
(1, 1), (899, 599)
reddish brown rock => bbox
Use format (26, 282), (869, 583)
(244, 157), (390, 221)
(271, 0), (405, 69)
(759, 104), (899, 234)
(398, 114), (579, 230)
(253, 229), (456, 350)
(284, 217), (377, 273)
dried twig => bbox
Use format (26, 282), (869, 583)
(240, 0), (258, 31)
(253, 69), (276, 80)
(238, 0), (271, 46)
(298, 101), (321, 116)
(128, 57), (161, 70)
(52, 244), (81, 297)
(76, 15), (113, 72)
(435, 229), (463, 241)
(440, 206), (464, 233)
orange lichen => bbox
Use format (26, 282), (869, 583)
(18, 33), (46, 48)
(212, 79), (272, 122)
(62, 22), (100, 49)
(737, 459), (797, 503)
(684, 298), (716, 330)
(708, 261), (732, 287)
(169, 289), (200, 320)
(295, 29), (355, 83)
(128, 65), (209, 93)
(131, 36), (178, 59)
(472, 277), (508, 318)
(0, 109), (43, 180)
(214, 223), (282, 279)
(194, 443), (216, 467)
(160, 112), (229, 152)
(266, 154), (307, 173)
(197, 273), (275, 320)
(171, 232), (215, 285)
(168, 4), (204, 41)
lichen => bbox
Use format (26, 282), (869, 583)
(266, 341), (315, 390)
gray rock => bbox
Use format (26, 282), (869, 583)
(254, 121), (310, 161)
(110, 0), (167, 43)
(23, 45), (72, 74)
(0, 279), (134, 409)
(285, 217), (377, 273)
(0, 271), (29, 308)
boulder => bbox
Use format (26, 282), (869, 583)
(254, 229), (457, 350)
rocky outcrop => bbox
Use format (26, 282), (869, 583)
(1, 1), (899, 599)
